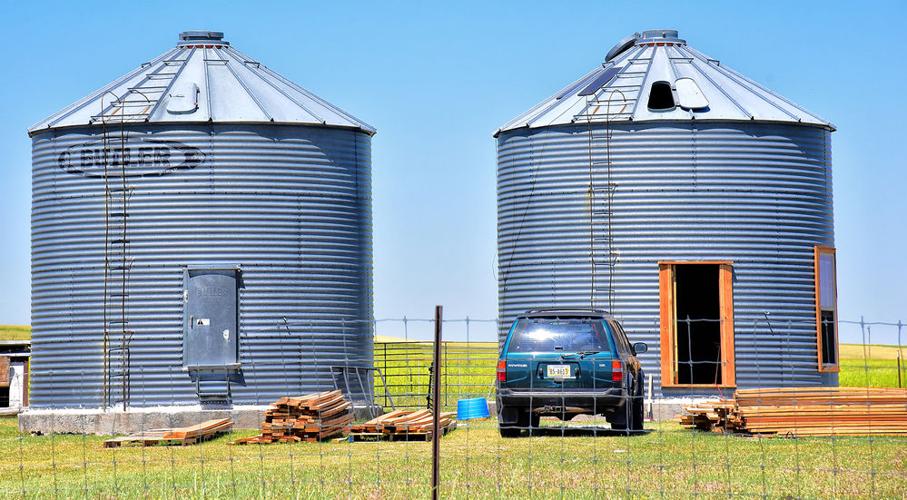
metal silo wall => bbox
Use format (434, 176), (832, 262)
(497, 122), (834, 395)
(31, 124), (372, 408)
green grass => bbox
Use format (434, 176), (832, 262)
(0, 416), (904, 498)
(374, 341), (498, 409)
(0, 340), (904, 497)
(840, 344), (907, 388)
(0, 325), (30, 341)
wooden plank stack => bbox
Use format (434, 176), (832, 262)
(349, 409), (457, 441)
(233, 390), (353, 444)
(679, 387), (907, 437)
(104, 418), (232, 448)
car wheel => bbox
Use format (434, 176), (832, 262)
(498, 405), (525, 438)
(630, 393), (644, 431)
(610, 391), (636, 433)
(529, 412), (540, 430)
(610, 416), (628, 432)
(499, 424), (521, 438)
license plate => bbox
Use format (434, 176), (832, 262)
(546, 364), (571, 379)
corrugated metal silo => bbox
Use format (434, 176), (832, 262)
(29, 31), (375, 409)
(496, 29), (837, 395)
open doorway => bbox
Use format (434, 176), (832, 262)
(674, 265), (722, 384)
(659, 262), (736, 387)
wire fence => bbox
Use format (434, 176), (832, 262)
(1, 314), (906, 497)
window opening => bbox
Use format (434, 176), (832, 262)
(647, 81), (675, 110)
(815, 247), (839, 371)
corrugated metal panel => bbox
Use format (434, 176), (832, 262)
(30, 124), (372, 408)
(29, 32), (375, 136)
(496, 122), (834, 395)
(496, 29), (833, 135)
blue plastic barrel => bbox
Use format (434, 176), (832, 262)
(457, 398), (490, 420)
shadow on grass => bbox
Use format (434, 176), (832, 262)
(513, 426), (652, 438)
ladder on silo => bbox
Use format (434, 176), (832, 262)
(99, 93), (135, 411)
(572, 55), (651, 123)
(584, 90), (627, 312)
(90, 53), (190, 124)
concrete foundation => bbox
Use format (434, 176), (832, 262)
(18, 398), (692, 435)
(19, 404), (381, 435)
(649, 398), (698, 421)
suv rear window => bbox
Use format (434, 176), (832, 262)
(508, 318), (610, 353)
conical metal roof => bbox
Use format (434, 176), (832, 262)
(496, 29), (833, 136)
(29, 31), (375, 136)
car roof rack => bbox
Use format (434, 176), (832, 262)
(522, 308), (612, 318)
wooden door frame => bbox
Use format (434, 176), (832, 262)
(658, 261), (737, 388)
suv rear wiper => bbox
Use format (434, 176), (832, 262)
(577, 351), (600, 358)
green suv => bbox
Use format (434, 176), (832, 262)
(495, 309), (647, 437)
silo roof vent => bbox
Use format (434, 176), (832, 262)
(178, 31), (228, 46)
(496, 28), (834, 136)
(638, 29), (684, 43)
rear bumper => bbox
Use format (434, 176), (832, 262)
(496, 387), (628, 413)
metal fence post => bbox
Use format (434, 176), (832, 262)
(432, 305), (443, 500)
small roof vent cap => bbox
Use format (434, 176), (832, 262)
(638, 29), (684, 43)
(178, 31), (228, 46)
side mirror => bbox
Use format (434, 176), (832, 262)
(632, 342), (648, 354)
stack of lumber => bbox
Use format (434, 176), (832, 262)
(234, 390), (352, 444)
(104, 418), (232, 448)
(679, 387), (907, 437)
(349, 409), (457, 441)
(677, 400), (736, 432)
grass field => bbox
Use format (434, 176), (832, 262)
(1, 416), (904, 498)
(0, 325), (30, 341)
(839, 344), (906, 388)
(0, 338), (904, 496)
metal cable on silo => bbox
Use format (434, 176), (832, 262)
(498, 132), (540, 299)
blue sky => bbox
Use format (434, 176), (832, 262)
(1, 1), (905, 342)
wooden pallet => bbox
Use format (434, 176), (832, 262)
(349, 409), (457, 441)
(233, 390), (354, 445)
(104, 418), (232, 448)
(679, 387), (907, 437)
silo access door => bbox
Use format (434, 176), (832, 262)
(183, 267), (240, 369)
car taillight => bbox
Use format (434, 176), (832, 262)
(497, 360), (507, 382)
(612, 359), (623, 382)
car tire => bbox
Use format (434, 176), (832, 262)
(529, 412), (540, 431)
(498, 405), (525, 438)
(608, 407), (630, 432)
(630, 393), (644, 431)
(499, 425), (521, 438)
(609, 407), (629, 432)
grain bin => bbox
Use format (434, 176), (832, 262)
(27, 31), (374, 413)
(496, 29), (837, 396)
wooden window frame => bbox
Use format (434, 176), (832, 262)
(659, 261), (736, 388)
(815, 246), (840, 373)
